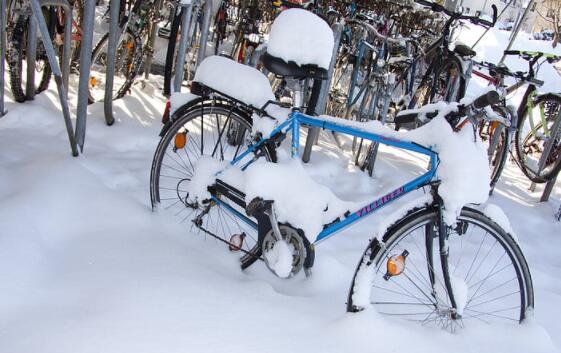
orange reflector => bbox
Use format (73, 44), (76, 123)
(384, 250), (409, 280)
(127, 41), (134, 49)
(174, 132), (187, 150)
(90, 77), (97, 87)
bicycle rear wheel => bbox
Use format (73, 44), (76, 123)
(347, 206), (533, 331)
(515, 93), (561, 183)
(150, 103), (275, 257)
(479, 106), (511, 192)
(7, 13), (53, 102)
(409, 55), (465, 113)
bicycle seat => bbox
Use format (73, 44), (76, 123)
(454, 44), (476, 57)
(262, 52), (329, 80)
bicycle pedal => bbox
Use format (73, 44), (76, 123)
(229, 233), (246, 251)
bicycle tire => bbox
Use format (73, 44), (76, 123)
(488, 123), (509, 192)
(347, 206), (533, 330)
(409, 54), (465, 112)
(480, 106), (511, 192)
(7, 14), (53, 103)
(150, 102), (275, 256)
(514, 93), (561, 183)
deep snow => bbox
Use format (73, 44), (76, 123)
(0, 23), (560, 353)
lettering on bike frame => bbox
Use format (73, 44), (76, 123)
(356, 187), (405, 218)
(226, 111), (439, 244)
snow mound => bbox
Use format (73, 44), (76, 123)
(193, 55), (275, 109)
(169, 92), (198, 115)
(185, 156), (228, 203)
(264, 239), (293, 278)
(267, 9), (334, 70)
(482, 204), (518, 242)
(244, 160), (356, 241)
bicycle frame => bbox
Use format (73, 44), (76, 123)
(214, 110), (439, 244)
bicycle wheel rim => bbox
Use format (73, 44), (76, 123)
(352, 208), (531, 330)
(516, 95), (561, 182)
(150, 104), (272, 255)
(89, 31), (138, 102)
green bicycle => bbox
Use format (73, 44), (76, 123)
(503, 50), (561, 184)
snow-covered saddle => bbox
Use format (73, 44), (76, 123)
(193, 55), (275, 109)
(263, 8), (334, 81)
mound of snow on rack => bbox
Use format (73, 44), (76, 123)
(194, 56), (275, 108)
(267, 8), (334, 69)
(244, 160), (355, 241)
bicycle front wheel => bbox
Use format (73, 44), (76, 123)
(409, 55), (465, 112)
(347, 207), (533, 331)
(515, 93), (561, 183)
(88, 30), (142, 103)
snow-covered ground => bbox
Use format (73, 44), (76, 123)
(1, 23), (561, 353)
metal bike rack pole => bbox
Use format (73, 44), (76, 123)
(37, 0), (74, 93)
(536, 107), (561, 202)
(143, 12), (158, 80)
(0, 0), (7, 116)
(173, 1), (194, 93)
(302, 22), (343, 163)
(103, 0), (121, 126)
(74, 0), (96, 150)
(29, 0), (78, 155)
(26, 14), (38, 100)
(60, 2), (72, 93)
(498, 0), (535, 66)
(471, 0), (514, 49)
(195, 0), (212, 69)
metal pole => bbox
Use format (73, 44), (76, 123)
(540, 176), (558, 202)
(0, 0), (7, 116)
(498, 0), (535, 65)
(29, 0), (78, 155)
(104, 0), (120, 126)
(537, 108), (561, 202)
(26, 14), (37, 100)
(75, 0), (96, 150)
(302, 22), (343, 163)
(471, 0), (515, 49)
(143, 19), (158, 80)
(61, 3), (72, 94)
(196, 0), (212, 69)
(173, 1), (194, 93)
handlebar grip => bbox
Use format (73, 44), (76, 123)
(472, 91), (501, 109)
(504, 50), (520, 56)
(395, 112), (418, 125)
(530, 78), (545, 86)
(414, 0), (435, 8)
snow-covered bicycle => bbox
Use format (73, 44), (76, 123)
(150, 8), (533, 331)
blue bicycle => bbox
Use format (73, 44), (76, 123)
(150, 70), (533, 331)
(150, 5), (532, 329)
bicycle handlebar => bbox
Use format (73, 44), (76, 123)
(347, 18), (421, 50)
(414, 0), (497, 28)
(395, 91), (501, 128)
